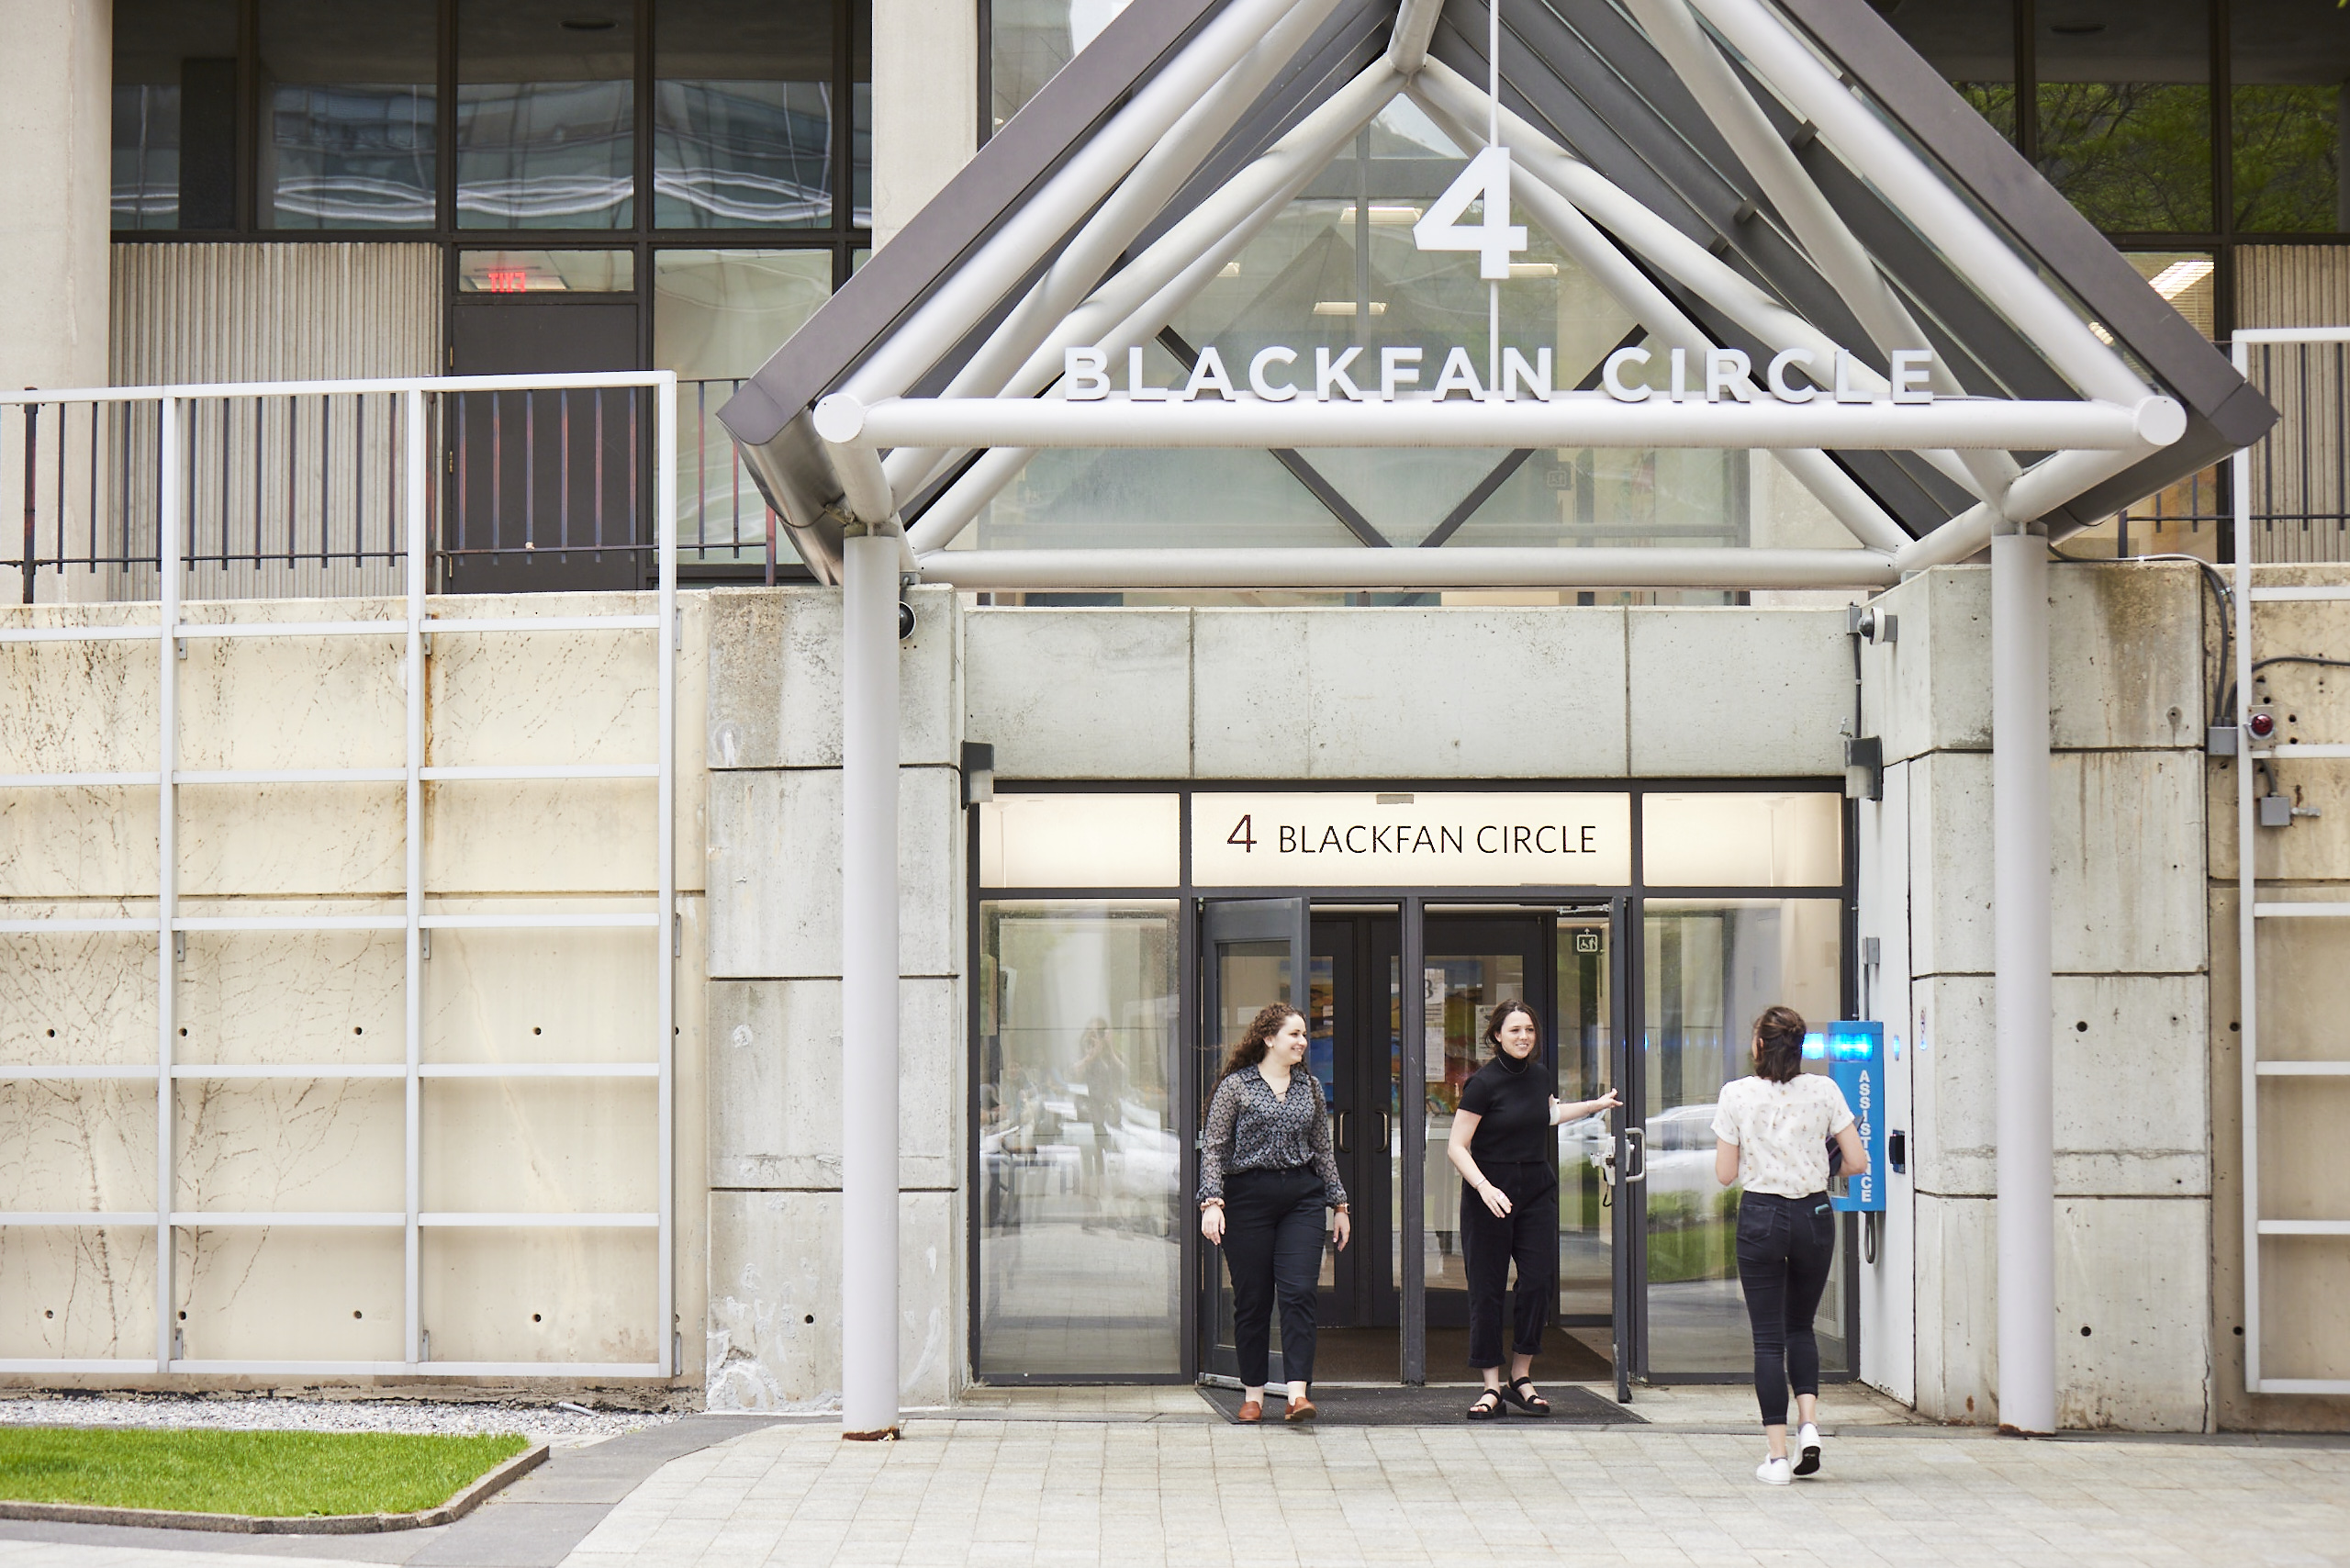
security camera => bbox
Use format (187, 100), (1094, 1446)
(898, 601), (915, 641)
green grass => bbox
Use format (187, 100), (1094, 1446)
(0, 1427), (532, 1518)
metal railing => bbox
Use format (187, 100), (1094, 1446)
(0, 373), (678, 1380)
(5, 374), (775, 601)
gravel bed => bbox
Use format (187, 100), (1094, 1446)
(0, 1393), (685, 1443)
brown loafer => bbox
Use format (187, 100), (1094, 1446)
(1282, 1396), (1317, 1423)
(1234, 1400), (1262, 1424)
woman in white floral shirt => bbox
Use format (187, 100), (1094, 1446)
(1712, 1004), (1867, 1486)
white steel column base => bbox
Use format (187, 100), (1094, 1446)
(1992, 525), (2056, 1434)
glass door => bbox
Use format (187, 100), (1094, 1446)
(1196, 897), (1308, 1383)
(1631, 898), (1849, 1381)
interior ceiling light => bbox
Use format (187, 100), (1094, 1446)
(1312, 300), (1388, 315)
(1509, 262), (1560, 279)
(2146, 258), (2215, 299)
(1337, 205), (1423, 225)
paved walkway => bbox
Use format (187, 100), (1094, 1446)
(555, 1417), (2350, 1568)
(5, 1391), (2348, 1568)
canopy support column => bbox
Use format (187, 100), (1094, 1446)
(1991, 523), (2055, 1435)
(841, 523), (902, 1440)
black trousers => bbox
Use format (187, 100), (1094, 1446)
(1733, 1190), (1837, 1427)
(1222, 1166), (1326, 1388)
(1460, 1160), (1558, 1369)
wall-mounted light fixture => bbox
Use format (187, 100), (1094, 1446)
(1845, 735), (1884, 801)
(961, 742), (995, 807)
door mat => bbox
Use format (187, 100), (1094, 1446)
(1199, 1385), (1639, 1427)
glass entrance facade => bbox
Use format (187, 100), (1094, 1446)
(969, 783), (1853, 1384)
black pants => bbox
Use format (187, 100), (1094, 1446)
(1460, 1160), (1558, 1369)
(1222, 1166), (1326, 1388)
(1734, 1190), (1837, 1427)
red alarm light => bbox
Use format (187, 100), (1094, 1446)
(2247, 710), (2277, 740)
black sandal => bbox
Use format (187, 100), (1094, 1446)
(1465, 1389), (1505, 1420)
(1503, 1376), (1551, 1417)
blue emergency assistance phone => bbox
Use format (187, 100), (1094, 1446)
(1804, 1022), (1886, 1214)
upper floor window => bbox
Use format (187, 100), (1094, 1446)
(112, 0), (871, 237)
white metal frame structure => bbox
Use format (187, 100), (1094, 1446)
(0, 373), (679, 1381)
(717, 0), (2272, 1436)
(2231, 328), (2350, 1397)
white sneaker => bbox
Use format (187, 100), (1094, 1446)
(1794, 1422), (1822, 1477)
(1755, 1454), (1792, 1485)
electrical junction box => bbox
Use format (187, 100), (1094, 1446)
(1807, 1021), (1886, 1214)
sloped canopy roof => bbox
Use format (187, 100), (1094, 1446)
(721, 0), (2272, 588)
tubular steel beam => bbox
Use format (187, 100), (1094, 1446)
(833, 394), (2177, 454)
(915, 545), (1896, 591)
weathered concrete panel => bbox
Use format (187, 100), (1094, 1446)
(420, 1226), (661, 1365)
(706, 587), (958, 772)
(1909, 749), (2203, 976)
(0, 930), (156, 1065)
(173, 1079), (404, 1213)
(2047, 564), (2204, 751)
(1304, 610), (1628, 778)
(1192, 611), (1306, 779)
(178, 1229), (405, 1363)
(1911, 974), (2209, 1199)
(966, 610), (1191, 779)
(1914, 1192), (2212, 1429)
(1628, 609), (1847, 776)
(420, 924), (661, 1066)
(0, 1080), (157, 1210)
(708, 977), (959, 1193)
(705, 1190), (955, 1409)
(420, 1079), (660, 1214)
(705, 765), (961, 980)
(0, 1226), (158, 1361)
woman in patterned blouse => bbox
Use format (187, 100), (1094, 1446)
(1199, 1002), (1350, 1424)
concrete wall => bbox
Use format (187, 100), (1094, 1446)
(700, 586), (967, 1410)
(871, 0), (979, 249)
(1861, 562), (2215, 1430)
(966, 603), (1856, 781)
(0, 591), (708, 1397)
(0, 0), (109, 393)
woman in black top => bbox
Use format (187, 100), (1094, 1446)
(1199, 1002), (1350, 1424)
(1446, 999), (1620, 1418)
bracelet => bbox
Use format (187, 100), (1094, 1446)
(1332, 1203), (1350, 1215)
(1200, 1199), (1224, 1212)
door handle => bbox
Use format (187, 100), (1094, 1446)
(1334, 1110), (1351, 1154)
(1622, 1126), (1647, 1184)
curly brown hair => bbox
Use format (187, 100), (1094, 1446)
(1213, 1002), (1304, 1092)
(1752, 1004), (1808, 1082)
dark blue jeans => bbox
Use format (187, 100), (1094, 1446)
(1734, 1190), (1836, 1427)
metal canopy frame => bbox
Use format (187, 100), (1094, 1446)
(720, 0), (2269, 592)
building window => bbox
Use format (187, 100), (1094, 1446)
(112, 0), (239, 230)
(259, 0), (438, 230)
(2232, 0), (2350, 234)
(976, 900), (1185, 1378)
(655, 0), (838, 229)
(2033, 0), (2213, 234)
(457, 0), (637, 230)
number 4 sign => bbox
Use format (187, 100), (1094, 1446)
(1413, 145), (1528, 280)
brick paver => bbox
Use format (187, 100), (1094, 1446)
(561, 1416), (2350, 1568)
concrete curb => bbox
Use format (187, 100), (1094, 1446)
(0, 1440), (549, 1535)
